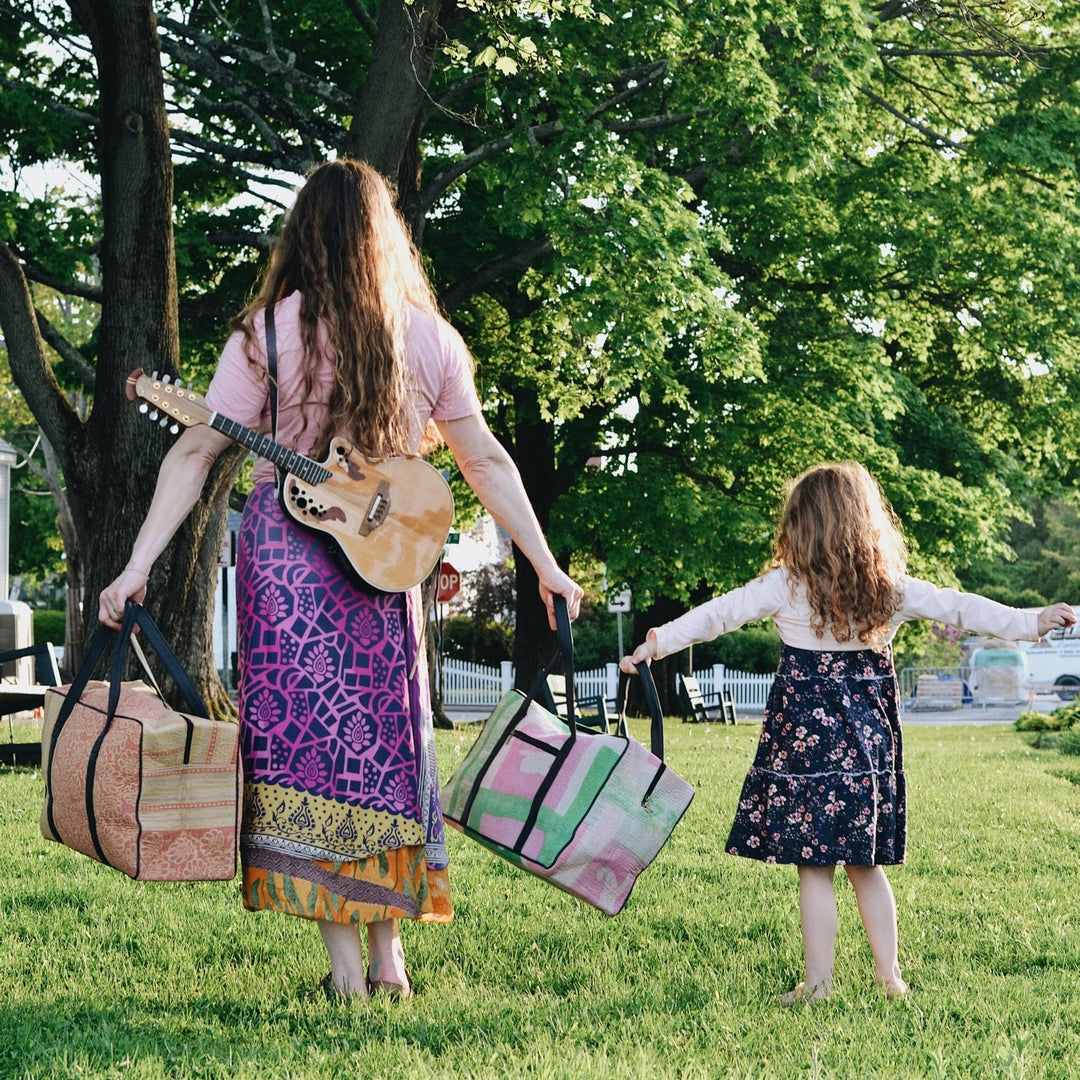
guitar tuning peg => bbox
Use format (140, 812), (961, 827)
(138, 403), (148, 414)
(162, 374), (171, 383)
(169, 424), (179, 435)
(159, 417), (169, 428)
(151, 370), (159, 380)
(149, 410), (159, 421)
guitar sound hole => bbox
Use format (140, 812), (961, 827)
(295, 496), (308, 510)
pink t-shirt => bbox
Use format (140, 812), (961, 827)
(204, 290), (481, 485)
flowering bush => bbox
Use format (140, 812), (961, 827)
(904, 622), (967, 669)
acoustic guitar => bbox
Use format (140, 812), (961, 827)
(127, 368), (454, 593)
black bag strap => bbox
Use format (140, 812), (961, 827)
(617, 662), (667, 761)
(265, 301), (281, 485)
(515, 594), (577, 735)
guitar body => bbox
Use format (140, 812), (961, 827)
(280, 438), (454, 593)
(126, 370), (455, 593)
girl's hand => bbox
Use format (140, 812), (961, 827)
(619, 636), (657, 674)
(1037, 602), (1076, 637)
(98, 567), (150, 629)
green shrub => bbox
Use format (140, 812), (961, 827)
(565, 611), (621, 669)
(32, 609), (65, 647)
(1059, 726), (1080, 756)
(1051, 701), (1080, 729)
(692, 624), (781, 674)
(1015, 702), (1080, 733)
(1015, 710), (1051, 732)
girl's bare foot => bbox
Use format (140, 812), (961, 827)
(779, 980), (830, 1006)
(881, 977), (908, 999)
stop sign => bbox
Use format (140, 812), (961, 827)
(436, 562), (461, 603)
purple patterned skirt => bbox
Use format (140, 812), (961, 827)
(235, 483), (447, 880)
(726, 645), (906, 866)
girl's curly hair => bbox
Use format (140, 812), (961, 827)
(771, 462), (908, 646)
(232, 158), (439, 458)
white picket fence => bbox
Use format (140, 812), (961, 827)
(439, 658), (772, 714)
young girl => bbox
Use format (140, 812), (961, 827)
(620, 461), (1074, 1004)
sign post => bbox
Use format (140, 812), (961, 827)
(607, 589), (632, 659)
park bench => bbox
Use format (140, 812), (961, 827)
(678, 674), (737, 724)
(0, 641), (62, 767)
(542, 674), (615, 733)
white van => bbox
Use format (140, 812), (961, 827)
(1015, 623), (1080, 699)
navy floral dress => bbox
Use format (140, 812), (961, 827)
(726, 645), (905, 866)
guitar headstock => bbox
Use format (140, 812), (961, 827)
(127, 368), (212, 433)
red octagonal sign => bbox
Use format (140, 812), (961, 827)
(437, 562), (461, 603)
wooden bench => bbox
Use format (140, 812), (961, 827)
(678, 674), (736, 724)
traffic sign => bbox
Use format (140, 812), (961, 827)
(607, 589), (632, 613)
(437, 562), (461, 603)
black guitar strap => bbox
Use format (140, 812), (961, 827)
(265, 300), (434, 681)
(265, 302), (280, 484)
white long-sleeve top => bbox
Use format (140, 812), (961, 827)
(648, 567), (1039, 660)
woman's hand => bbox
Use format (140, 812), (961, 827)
(619, 636), (657, 674)
(98, 567), (149, 629)
(537, 568), (584, 630)
(1037, 602), (1077, 637)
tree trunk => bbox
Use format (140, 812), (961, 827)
(422, 576), (454, 729)
(61, 0), (240, 718)
(345, 0), (442, 183)
(509, 409), (560, 689)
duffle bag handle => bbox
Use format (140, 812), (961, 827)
(52, 598), (208, 740)
(513, 593), (578, 736)
(617, 661), (667, 762)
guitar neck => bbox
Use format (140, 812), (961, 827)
(209, 414), (331, 484)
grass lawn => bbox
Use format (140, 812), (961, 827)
(2, 720), (1080, 1079)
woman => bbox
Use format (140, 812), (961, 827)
(99, 158), (583, 999)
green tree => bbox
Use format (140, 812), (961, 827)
(3, 0), (1080, 714)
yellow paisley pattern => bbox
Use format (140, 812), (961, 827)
(243, 780), (424, 860)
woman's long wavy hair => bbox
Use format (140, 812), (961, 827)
(232, 158), (438, 458)
(771, 462), (908, 646)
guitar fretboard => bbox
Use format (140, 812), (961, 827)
(210, 415), (332, 484)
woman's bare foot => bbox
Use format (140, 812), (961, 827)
(880, 977), (908, 999)
(779, 980), (831, 1006)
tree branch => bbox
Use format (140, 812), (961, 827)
(859, 85), (963, 150)
(157, 15), (360, 113)
(0, 76), (99, 128)
(34, 309), (96, 391)
(440, 237), (554, 310)
(20, 258), (103, 304)
(0, 241), (84, 457)
(584, 60), (668, 121)
(343, 0), (378, 38)
(420, 120), (563, 215)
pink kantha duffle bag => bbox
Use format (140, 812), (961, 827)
(442, 597), (694, 915)
(40, 600), (241, 881)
